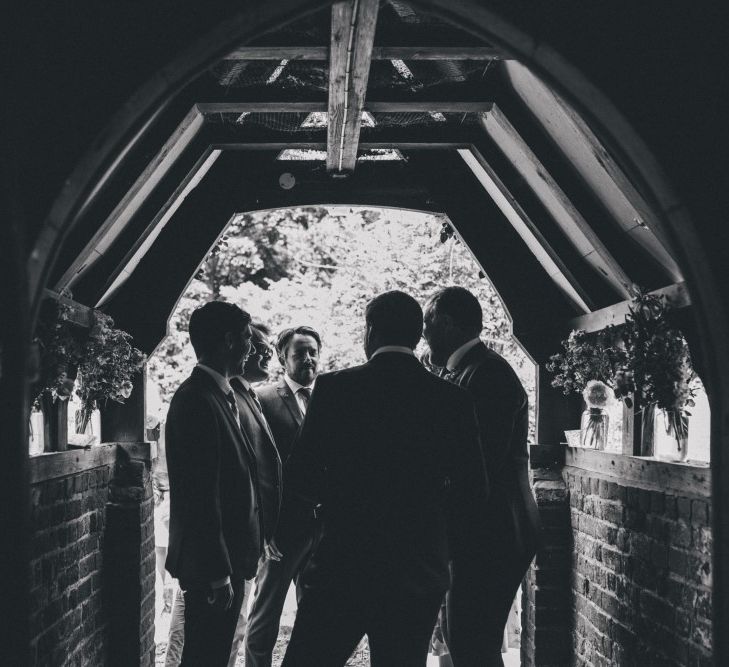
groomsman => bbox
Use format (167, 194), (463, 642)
(244, 325), (323, 667)
(165, 301), (263, 667)
(228, 323), (282, 666)
(231, 324), (282, 555)
(424, 286), (540, 667)
(282, 291), (488, 666)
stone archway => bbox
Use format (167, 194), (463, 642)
(9, 2), (728, 664)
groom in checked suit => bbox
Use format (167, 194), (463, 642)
(282, 291), (488, 667)
(424, 286), (540, 667)
(244, 326), (323, 667)
(165, 301), (263, 666)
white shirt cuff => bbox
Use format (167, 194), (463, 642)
(210, 576), (231, 589)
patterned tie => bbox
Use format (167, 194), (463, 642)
(225, 390), (240, 427)
(297, 387), (312, 415)
(248, 387), (265, 415)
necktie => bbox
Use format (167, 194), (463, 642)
(248, 387), (264, 415)
(297, 387), (311, 414)
(226, 390), (240, 427)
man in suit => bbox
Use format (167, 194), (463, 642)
(165, 301), (264, 667)
(221, 323), (280, 667)
(230, 323), (282, 558)
(424, 286), (540, 667)
(282, 291), (488, 667)
(244, 326), (323, 667)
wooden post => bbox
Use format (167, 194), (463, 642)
(101, 369), (146, 443)
(536, 366), (582, 446)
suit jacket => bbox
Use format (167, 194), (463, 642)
(448, 341), (540, 559)
(286, 352), (488, 597)
(231, 378), (282, 544)
(257, 379), (303, 463)
(258, 379), (316, 550)
(165, 367), (263, 586)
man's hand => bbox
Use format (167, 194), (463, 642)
(264, 540), (283, 562)
(207, 581), (234, 611)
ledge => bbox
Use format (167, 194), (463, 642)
(29, 442), (154, 484)
(564, 446), (711, 498)
(30, 444), (117, 484)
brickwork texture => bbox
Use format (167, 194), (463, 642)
(29, 445), (155, 667)
(564, 467), (712, 667)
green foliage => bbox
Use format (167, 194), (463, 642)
(75, 312), (146, 428)
(32, 300), (86, 405)
(148, 207), (536, 438)
(547, 287), (697, 419)
(612, 287), (696, 414)
(546, 329), (626, 395)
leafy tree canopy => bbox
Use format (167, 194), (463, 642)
(148, 206), (536, 439)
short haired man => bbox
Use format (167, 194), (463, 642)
(166, 323), (276, 667)
(282, 291), (487, 666)
(424, 286), (540, 667)
(244, 325), (322, 667)
(165, 301), (263, 666)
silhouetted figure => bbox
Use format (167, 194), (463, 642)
(165, 301), (262, 667)
(424, 286), (540, 667)
(282, 291), (487, 667)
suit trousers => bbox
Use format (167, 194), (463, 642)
(244, 523), (320, 667)
(446, 542), (534, 667)
(179, 579), (248, 667)
(281, 581), (443, 667)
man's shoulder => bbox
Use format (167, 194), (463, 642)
(426, 370), (474, 403)
(256, 381), (282, 401)
(169, 372), (214, 409)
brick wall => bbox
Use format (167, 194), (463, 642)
(29, 443), (155, 666)
(522, 445), (573, 667)
(524, 445), (712, 667)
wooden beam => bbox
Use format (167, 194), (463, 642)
(206, 116), (479, 148)
(96, 149), (222, 307)
(503, 61), (682, 283)
(55, 107), (205, 290)
(459, 148), (593, 313)
(568, 281), (691, 333)
(224, 45), (507, 61)
(198, 100), (491, 114)
(327, 0), (380, 174)
(479, 107), (633, 299)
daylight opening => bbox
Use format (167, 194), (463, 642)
(147, 205), (536, 664)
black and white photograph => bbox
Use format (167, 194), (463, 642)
(3, 2), (728, 665)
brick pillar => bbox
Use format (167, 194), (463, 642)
(105, 443), (156, 667)
(522, 445), (573, 666)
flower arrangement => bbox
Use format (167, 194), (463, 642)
(32, 300), (146, 434)
(611, 287), (696, 453)
(581, 380), (611, 449)
(545, 329), (625, 395)
(611, 287), (696, 414)
(32, 300), (86, 406)
(75, 311), (146, 432)
(583, 379), (610, 408)
(547, 286), (697, 456)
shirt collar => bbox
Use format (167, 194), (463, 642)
(230, 375), (252, 392)
(446, 337), (481, 371)
(197, 364), (234, 395)
(284, 374), (315, 394)
(371, 345), (416, 359)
